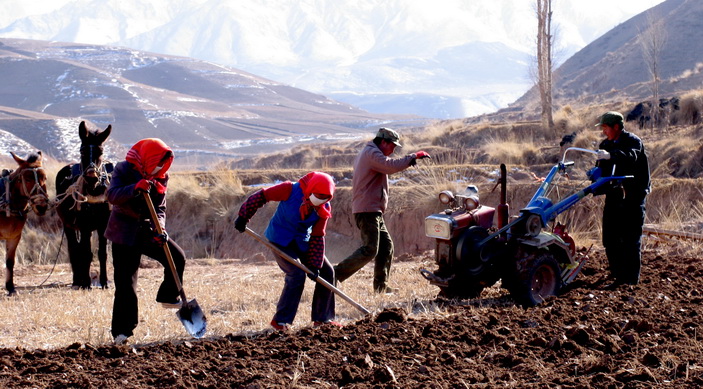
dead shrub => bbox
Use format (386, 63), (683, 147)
(553, 105), (585, 139)
(671, 91), (703, 125)
(647, 137), (703, 178)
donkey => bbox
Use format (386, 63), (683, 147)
(55, 121), (113, 289)
(0, 151), (49, 295)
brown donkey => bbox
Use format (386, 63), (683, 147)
(0, 151), (49, 295)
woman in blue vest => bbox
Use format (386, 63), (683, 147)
(234, 171), (341, 331)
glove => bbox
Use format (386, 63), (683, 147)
(596, 150), (611, 160)
(152, 231), (168, 246)
(234, 216), (248, 233)
(415, 151), (431, 159)
(135, 179), (152, 193)
(307, 267), (320, 281)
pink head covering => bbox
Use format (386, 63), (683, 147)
(125, 138), (174, 194)
(299, 171), (335, 198)
(298, 172), (335, 219)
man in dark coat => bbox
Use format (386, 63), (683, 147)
(594, 111), (651, 289)
(104, 138), (186, 344)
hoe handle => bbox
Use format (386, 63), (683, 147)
(245, 227), (370, 315)
(142, 191), (187, 303)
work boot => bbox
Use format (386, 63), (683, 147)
(313, 320), (344, 328)
(603, 281), (623, 290)
(374, 286), (399, 294)
(270, 320), (290, 331)
(158, 298), (182, 309)
(113, 334), (129, 345)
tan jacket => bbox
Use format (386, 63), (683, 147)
(351, 141), (415, 214)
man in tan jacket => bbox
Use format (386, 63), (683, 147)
(334, 128), (430, 293)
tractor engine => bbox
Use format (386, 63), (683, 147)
(421, 185), (498, 298)
(421, 150), (620, 306)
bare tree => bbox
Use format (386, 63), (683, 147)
(536, 0), (554, 133)
(639, 10), (667, 129)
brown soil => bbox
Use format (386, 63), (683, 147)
(0, 250), (701, 388)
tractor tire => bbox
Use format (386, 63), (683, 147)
(507, 250), (561, 307)
(455, 226), (491, 277)
(438, 226), (495, 299)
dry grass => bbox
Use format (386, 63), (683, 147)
(480, 138), (541, 165)
(0, 257), (447, 350)
(3, 100), (703, 352)
(552, 105), (587, 139)
(671, 90), (703, 125)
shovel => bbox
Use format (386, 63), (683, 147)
(244, 227), (370, 315)
(142, 191), (207, 338)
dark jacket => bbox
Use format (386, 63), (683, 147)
(597, 130), (651, 201)
(104, 161), (168, 246)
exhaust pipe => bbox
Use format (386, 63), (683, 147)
(497, 163), (509, 231)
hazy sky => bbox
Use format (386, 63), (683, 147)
(0, 0), (669, 65)
(553, 0), (666, 45)
(0, 0), (670, 117)
(1, 0), (668, 47)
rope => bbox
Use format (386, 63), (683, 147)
(3, 176), (10, 217)
(54, 166), (111, 210)
(32, 232), (65, 290)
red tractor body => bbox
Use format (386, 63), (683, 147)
(421, 150), (633, 306)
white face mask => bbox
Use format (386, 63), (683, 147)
(309, 194), (329, 206)
(150, 165), (163, 175)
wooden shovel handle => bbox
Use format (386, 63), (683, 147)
(244, 227), (370, 315)
(142, 191), (187, 302)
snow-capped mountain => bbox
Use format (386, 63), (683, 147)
(0, 0), (664, 119)
(0, 38), (419, 163)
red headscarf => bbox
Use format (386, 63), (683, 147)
(298, 171), (335, 219)
(125, 138), (174, 194)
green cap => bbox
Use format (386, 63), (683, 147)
(376, 127), (402, 147)
(595, 111), (624, 127)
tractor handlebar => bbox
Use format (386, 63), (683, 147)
(561, 147), (598, 164)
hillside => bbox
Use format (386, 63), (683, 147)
(0, 38), (423, 164)
(511, 0), (703, 114)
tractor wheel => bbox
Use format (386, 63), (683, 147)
(455, 226), (490, 277)
(507, 251), (561, 307)
(435, 226), (493, 299)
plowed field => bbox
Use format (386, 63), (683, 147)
(0, 250), (701, 388)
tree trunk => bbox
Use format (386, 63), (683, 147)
(536, 0), (554, 133)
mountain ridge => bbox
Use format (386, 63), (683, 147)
(511, 0), (702, 113)
(0, 0), (664, 119)
(0, 38), (422, 164)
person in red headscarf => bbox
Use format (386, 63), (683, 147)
(234, 171), (341, 331)
(104, 138), (185, 344)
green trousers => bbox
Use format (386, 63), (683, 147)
(334, 212), (394, 292)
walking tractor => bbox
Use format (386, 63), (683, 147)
(420, 147), (632, 306)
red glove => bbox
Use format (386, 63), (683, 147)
(415, 151), (431, 159)
(152, 230), (169, 246)
(135, 179), (152, 193)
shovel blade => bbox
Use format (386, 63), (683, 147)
(176, 298), (207, 338)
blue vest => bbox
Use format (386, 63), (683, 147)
(265, 183), (319, 251)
